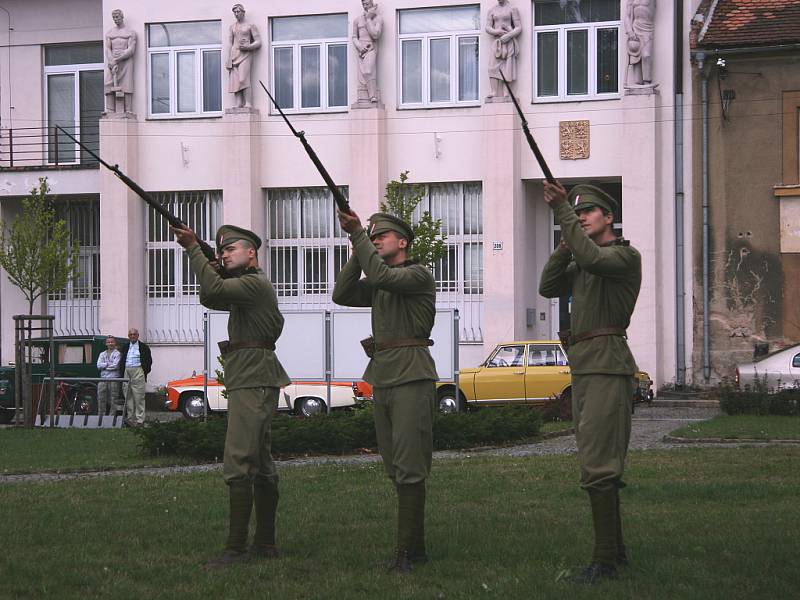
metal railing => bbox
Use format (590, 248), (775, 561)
(0, 125), (100, 169)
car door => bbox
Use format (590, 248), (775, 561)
(524, 343), (570, 406)
(472, 344), (527, 405)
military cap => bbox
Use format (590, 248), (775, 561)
(366, 212), (414, 244)
(568, 184), (619, 215)
(215, 224), (262, 252)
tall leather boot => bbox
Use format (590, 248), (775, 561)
(389, 482), (424, 574)
(410, 482), (428, 564)
(251, 479), (280, 559)
(568, 488), (619, 584)
(615, 488), (628, 566)
(204, 480), (253, 570)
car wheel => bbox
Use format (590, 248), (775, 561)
(559, 388), (573, 421)
(180, 393), (207, 420)
(295, 396), (326, 417)
(437, 388), (465, 414)
(71, 383), (98, 415)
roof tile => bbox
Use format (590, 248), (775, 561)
(696, 0), (800, 48)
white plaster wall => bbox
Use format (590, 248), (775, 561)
(0, 0), (696, 391)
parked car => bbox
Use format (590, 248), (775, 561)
(435, 340), (654, 414)
(735, 344), (800, 390)
(0, 335), (126, 424)
(164, 375), (373, 419)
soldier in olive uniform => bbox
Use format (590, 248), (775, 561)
(333, 210), (437, 574)
(172, 223), (290, 569)
(539, 182), (642, 584)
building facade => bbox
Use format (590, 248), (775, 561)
(690, 0), (800, 382)
(0, 0), (698, 390)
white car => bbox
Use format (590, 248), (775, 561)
(165, 375), (372, 419)
(736, 344), (800, 390)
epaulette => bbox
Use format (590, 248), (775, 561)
(614, 237), (630, 246)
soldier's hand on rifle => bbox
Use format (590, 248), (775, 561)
(170, 223), (199, 249)
(543, 180), (567, 208)
(337, 207), (362, 235)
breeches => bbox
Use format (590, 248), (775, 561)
(572, 374), (633, 492)
(223, 386), (280, 486)
(373, 380), (435, 485)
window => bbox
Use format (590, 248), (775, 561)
(793, 354), (800, 369)
(147, 21), (222, 117)
(412, 181), (483, 342)
(146, 191), (222, 343)
(44, 43), (104, 164)
(398, 5), (480, 107)
(487, 345), (525, 368)
(528, 344), (568, 366)
(48, 197), (101, 336)
(266, 187), (349, 304)
(533, 0), (620, 101)
(270, 14), (348, 112)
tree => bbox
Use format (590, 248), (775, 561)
(0, 177), (81, 314)
(380, 171), (447, 269)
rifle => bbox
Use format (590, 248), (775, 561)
(499, 70), (556, 183)
(54, 126), (221, 267)
(258, 80), (351, 213)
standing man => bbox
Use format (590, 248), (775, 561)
(171, 223), (290, 569)
(104, 9), (136, 113)
(333, 210), (437, 574)
(539, 182), (641, 584)
(120, 328), (152, 427)
(351, 0), (383, 104)
(96, 335), (121, 416)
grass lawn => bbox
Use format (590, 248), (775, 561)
(1, 447), (798, 599)
(540, 419), (573, 434)
(0, 428), (198, 474)
(671, 415), (800, 440)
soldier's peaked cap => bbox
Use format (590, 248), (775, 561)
(367, 212), (414, 244)
(215, 225), (262, 252)
(568, 184), (618, 215)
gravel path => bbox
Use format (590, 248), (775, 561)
(2, 405), (775, 486)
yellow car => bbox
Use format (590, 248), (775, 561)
(436, 340), (653, 414)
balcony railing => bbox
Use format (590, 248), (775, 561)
(0, 125), (99, 169)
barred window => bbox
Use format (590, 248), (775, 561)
(266, 187), (348, 305)
(48, 197), (100, 336)
(145, 190), (222, 343)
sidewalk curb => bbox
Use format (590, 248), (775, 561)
(662, 435), (800, 445)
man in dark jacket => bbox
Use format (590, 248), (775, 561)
(119, 328), (152, 427)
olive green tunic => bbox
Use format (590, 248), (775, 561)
(539, 202), (641, 375)
(188, 245), (290, 391)
(188, 244), (290, 484)
(332, 227), (437, 386)
(538, 201), (641, 492)
(332, 226), (437, 484)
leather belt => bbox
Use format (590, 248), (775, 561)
(218, 340), (276, 356)
(569, 327), (627, 347)
(375, 338), (434, 352)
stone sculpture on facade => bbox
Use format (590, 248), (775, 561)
(485, 0), (522, 101)
(104, 9), (136, 114)
(227, 4), (262, 109)
(352, 0), (383, 105)
(624, 0), (657, 89)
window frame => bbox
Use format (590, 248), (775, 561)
(146, 21), (223, 119)
(43, 48), (103, 165)
(532, 9), (622, 103)
(269, 15), (349, 114)
(397, 8), (481, 109)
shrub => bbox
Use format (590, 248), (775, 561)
(719, 385), (800, 416)
(133, 405), (543, 460)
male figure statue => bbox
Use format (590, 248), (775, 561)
(104, 9), (136, 113)
(227, 4), (262, 109)
(172, 223), (290, 569)
(333, 210), (437, 574)
(539, 182), (642, 584)
(352, 0), (383, 103)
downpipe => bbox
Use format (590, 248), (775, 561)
(698, 52), (711, 381)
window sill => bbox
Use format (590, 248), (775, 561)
(269, 108), (349, 117)
(146, 113), (223, 121)
(532, 94), (621, 105)
(397, 102), (482, 111)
